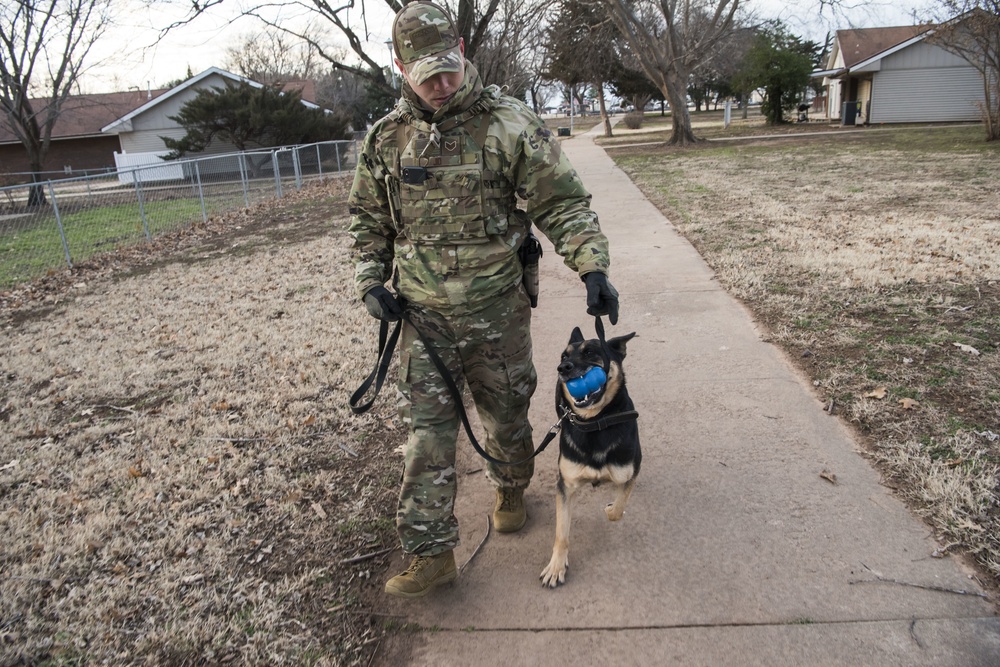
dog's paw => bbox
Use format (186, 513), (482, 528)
(540, 556), (569, 588)
(605, 503), (625, 521)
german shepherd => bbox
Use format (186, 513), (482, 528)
(540, 327), (640, 588)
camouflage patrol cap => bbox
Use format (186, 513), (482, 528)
(392, 1), (463, 86)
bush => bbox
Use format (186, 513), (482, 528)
(623, 111), (644, 129)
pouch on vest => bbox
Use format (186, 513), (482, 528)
(395, 116), (513, 245)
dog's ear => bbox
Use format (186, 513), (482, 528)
(608, 332), (637, 357)
(569, 327), (584, 344)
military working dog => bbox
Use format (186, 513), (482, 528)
(540, 326), (640, 588)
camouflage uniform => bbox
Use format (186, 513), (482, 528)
(349, 30), (610, 556)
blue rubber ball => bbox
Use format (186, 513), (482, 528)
(566, 366), (607, 400)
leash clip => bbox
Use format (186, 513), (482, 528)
(548, 405), (573, 435)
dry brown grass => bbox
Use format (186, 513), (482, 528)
(1, 178), (404, 665)
(2, 121), (998, 663)
(608, 124), (1000, 588)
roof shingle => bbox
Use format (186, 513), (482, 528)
(835, 25), (933, 68)
(0, 89), (169, 144)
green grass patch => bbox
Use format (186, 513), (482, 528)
(0, 198), (207, 287)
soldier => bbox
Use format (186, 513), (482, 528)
(348, 0), (620, 599)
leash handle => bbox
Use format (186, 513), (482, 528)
(349, 318), (402, 415)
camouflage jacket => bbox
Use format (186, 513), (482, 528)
(348, 63), (610, 315)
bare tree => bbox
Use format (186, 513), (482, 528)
(0, 0), (114, 204)
(223, 24), (328, 82)
(927, 3), (1000, 140)
(473, 0), (549, 96)
(545, 0), (622, 136)
(163, 0), (511, 96)
(598, 0), (742, 145)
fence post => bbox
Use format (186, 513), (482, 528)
(239, 153), (249, 208)
(336, 141), (342, 173)
(135, 169), (152, 240)
(47, 181), (73, 269)
(195, 162), (207, 222)
(272, 151), (283, 198)
(292, 147), (303, 191)
(316, 144), (323, 178)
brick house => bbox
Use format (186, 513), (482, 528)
(0, 88), (168, 179)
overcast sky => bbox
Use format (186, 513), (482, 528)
(79, 0), (936, 94)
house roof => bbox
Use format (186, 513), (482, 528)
(281, 80), (317, 104)
(835, 25), (932, 68)
(0, 88), (169, 144)
(1, 67), (324, 145)
(813, 23), (939, 79)
(101, 67), (320, 134)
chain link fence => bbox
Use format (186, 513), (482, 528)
(0, 139), (359, 289)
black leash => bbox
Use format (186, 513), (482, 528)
(349, 311), (570, 466)
(402, 311), (570, 467)
(350, 311), (632, 466)
(349, 317), (402, 415)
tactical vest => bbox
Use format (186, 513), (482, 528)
(384, 90), (517, 245)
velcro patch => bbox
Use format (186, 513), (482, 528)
(410, 26), (441, 52)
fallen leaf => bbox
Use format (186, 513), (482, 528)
(820, 470), (838, 484)
(865, 387), (888, 399)
(302, 415), (316, 426)
(899, 398), (920, 410)
(952, 342), (980, 356)
(211, 401), (230, 411)
(312, 502), (328, 520)
(931, 542), (960, 558)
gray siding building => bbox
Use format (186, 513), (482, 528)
(819, 24), (985, 125)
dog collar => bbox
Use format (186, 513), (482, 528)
(567, 410), (639, 432)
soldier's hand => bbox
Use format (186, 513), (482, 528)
(363, 286), (403, 321)
(583, 272), (619, 325)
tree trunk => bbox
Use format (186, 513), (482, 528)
(597, 81), (613, 138)
(662, 72), (700, 145)
(27, 163), (47, 207)
(983, 76), (999, 141)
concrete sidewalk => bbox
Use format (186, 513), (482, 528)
(375, 123), (1000, 666)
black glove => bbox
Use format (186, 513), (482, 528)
(362, 286), (402, 321)
(583, 272), (619, 325)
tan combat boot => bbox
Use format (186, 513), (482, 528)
(384, 551), (457, 599)
(493, 487), (527, 533)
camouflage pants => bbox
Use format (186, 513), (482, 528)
(396, 286), (537, 556)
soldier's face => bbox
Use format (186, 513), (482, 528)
(396, 40), (466, 111)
